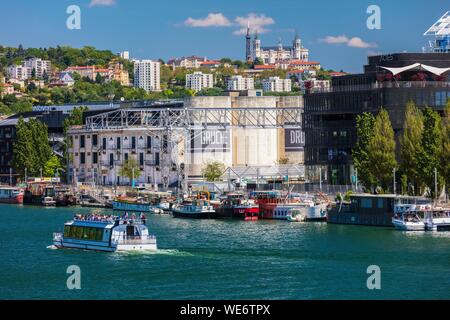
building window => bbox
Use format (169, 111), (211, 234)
(92, 135), (98, 146)
(80, 135), (85, 148)
(109, 154), (114, 166)
(139, 153), (144, 166)
(124, 153), (128, 161)
(147, 136), (152, 149)
(93, 152), (98, 164)
(132, 136), (136, 149)
(80, 152), (86, 164)
(116, 137), (121, 149)
(102, 138), (106, 150)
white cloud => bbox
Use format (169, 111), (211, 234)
(234, 13), (275, 35)
(319, 34), (377, 48)
(89, 0), (115, 7)
(184, 13), (232, 27)
(347, 37), (376, 48)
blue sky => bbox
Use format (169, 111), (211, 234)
(0, 0), (448, 72)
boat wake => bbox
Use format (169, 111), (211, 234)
(114, 249), (193, 257)
(46, 245), (58, 250)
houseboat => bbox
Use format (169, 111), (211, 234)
(112, 197), (153, 213)
(215, 193), (259, 220)
(53, 214), (157, 252)
(172, 192), (216, 219)
(0, 186), (24, 204)
(327, 194), (432, 227)
(250, 191), (296, 219)
(23, 183), (56, 206)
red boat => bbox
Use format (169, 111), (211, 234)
(250, 191), (300, 219)
(0, 187), (24, 204)
(216, 193), (259, 221)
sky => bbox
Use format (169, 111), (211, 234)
(0, 0), (448, 73)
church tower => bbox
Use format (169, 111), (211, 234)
(293, 33), (301, 60)
(245, 22), (252, 62)
(253, 31), (261, 61)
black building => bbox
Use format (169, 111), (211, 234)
(304, 53), (450, 185)
(0, 111), (69, 184)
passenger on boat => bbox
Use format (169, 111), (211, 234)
(140, 213), (147, 225)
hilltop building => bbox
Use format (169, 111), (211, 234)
(245, 25), (309, 64)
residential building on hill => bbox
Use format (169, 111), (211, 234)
(226, 75), (254, 91)
(262, 77), (292, 92)
(186, 72), (214, 92)
(133, 60), (161, 92)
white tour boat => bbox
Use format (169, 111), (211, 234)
(53, 214), (157, 252)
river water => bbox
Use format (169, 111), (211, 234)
(1, 204), (449, 299)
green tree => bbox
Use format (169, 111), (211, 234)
(29, 119), (52, 175)
(201, 161), (225, 182)
(440, 101), (450, 196)
(119, 159), (141, 185)
(12, 117), (36, 177)
(417, 107), (443, 198)
(43, 154), (62, 177)
(399, 101), (424, 195)
(368, 108), (397, 192)
(352, 112), (376, 192)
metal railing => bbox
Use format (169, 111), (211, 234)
(119, 235), (156, 245)
(308, 81), (450, 94)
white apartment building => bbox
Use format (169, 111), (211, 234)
(226, 75), (255, 91)
(7, 58), (51, 80)
(134, 60), (161, 92)
(262, 77), (292, 93)
(185, 72), (214, 92)
(118, 51), (130, 60)
(23, 58), (51, 78)
(7, 65), (28, 80)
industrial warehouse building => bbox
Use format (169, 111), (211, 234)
(68, 96), (305, 188)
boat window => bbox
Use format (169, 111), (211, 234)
(82, 228), (90, 239)
(96, 229), (104, 241)
(64, 226), (71, 237)
(377, 198), (384, 209)
(361, 198), (372, 209)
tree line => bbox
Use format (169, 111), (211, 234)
(353, 101), (450, 198)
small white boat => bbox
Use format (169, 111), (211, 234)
(53, 214), (157, 252)
(287, 209), (306, 222)
(149, 206), (165, 214)
(423, 210), (450, 231)
(42, 196), (56, 207)
(392, 211), (425, 231)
